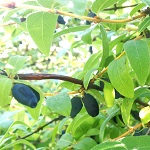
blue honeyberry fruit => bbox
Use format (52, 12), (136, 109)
(12, 83), (39, 108)
(82, 93), (99, 117)
(70, 96), (83, 118)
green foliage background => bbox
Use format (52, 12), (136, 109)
(0, 0), (150, 149)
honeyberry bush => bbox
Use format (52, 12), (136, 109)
(0, 0), (150, 149)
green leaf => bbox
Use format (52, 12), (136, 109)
(5, 55), (28, 77)
(81, 24), (97, 44)
(121, 136), (150, 149)
(104, 82), (115, 108)
(83, 52), (101, 71)
(108, 56), (134, 98)
(139, 16), (150, 32)
(124, 40), (150, 85)
(109, 34), (126, 50)
(0, 78), (12, 107)
(70, 113), (95, 140)
(46, 92), (71, 116)
(121, 87), (150, 125)
(99, 107), (120, 141)
(73, 137), (97, 150)
(37, 0), (53, 8)
(92, 0), (122, 13)
(1, 139), (36, 150)
(83, 68), (96, 89)
(130, 3), (146, 16)
(92, 141), (127, 150)
(141, 0), (150, 6)
(27, 12), (57, 55)
(56, 133), (73, 149)
(99, 24), (109, 67)
(54, 25), (90, 39)
(73, 0), (87, 15)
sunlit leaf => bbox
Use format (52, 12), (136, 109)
(108, 56), (134, 98)
(27, 12), (57, 55)
(124, 40), (150, 85)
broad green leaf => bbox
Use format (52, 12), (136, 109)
(70, 113), (96, 140)
(92, 0), (122, 13)
(83, 68), (96, 89)
(130, 3), (146, 16)
(13, 80), (44, 120)
(108, 56), (134, 98)
(1, 139), (36, 150)
(141, 0), (150, 6)
(83, 52), (101, 71)
(27, 12), (57, 55)
(121, 136), (150, 149)
(56, 133), (73, 149)
(124, 40), (150, 85)
(81, 24), (97, 44)
(92, 141), (127, 150)
(73, 137), (97, 150)
(99, 24), (109, 67)
(99, 107), (120, 141)
(54, 26), (90, 39)
(139, 16), (150, 32)
(0, 78), (12, 107)
(121, 87), (150, 125)
(46, 92), (71, 116)
(5, 55), (28, 77)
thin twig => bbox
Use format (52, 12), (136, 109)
(0, 2), (146, 24)
(19, 116), (65, 140)
(112, 123), (143, 141)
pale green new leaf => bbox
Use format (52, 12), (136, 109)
(27, 12), (57, 55)
(92, 0), (121, 13)
(0, 78), (12, 107)
(124, 40), (150, 85)
(139, 16), (150, 32)
(108, 57), (134, 98)
(46, 92), (71, 116)
(5, 55), (28, 77)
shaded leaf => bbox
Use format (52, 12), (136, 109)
(139, 16), (150, 32)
